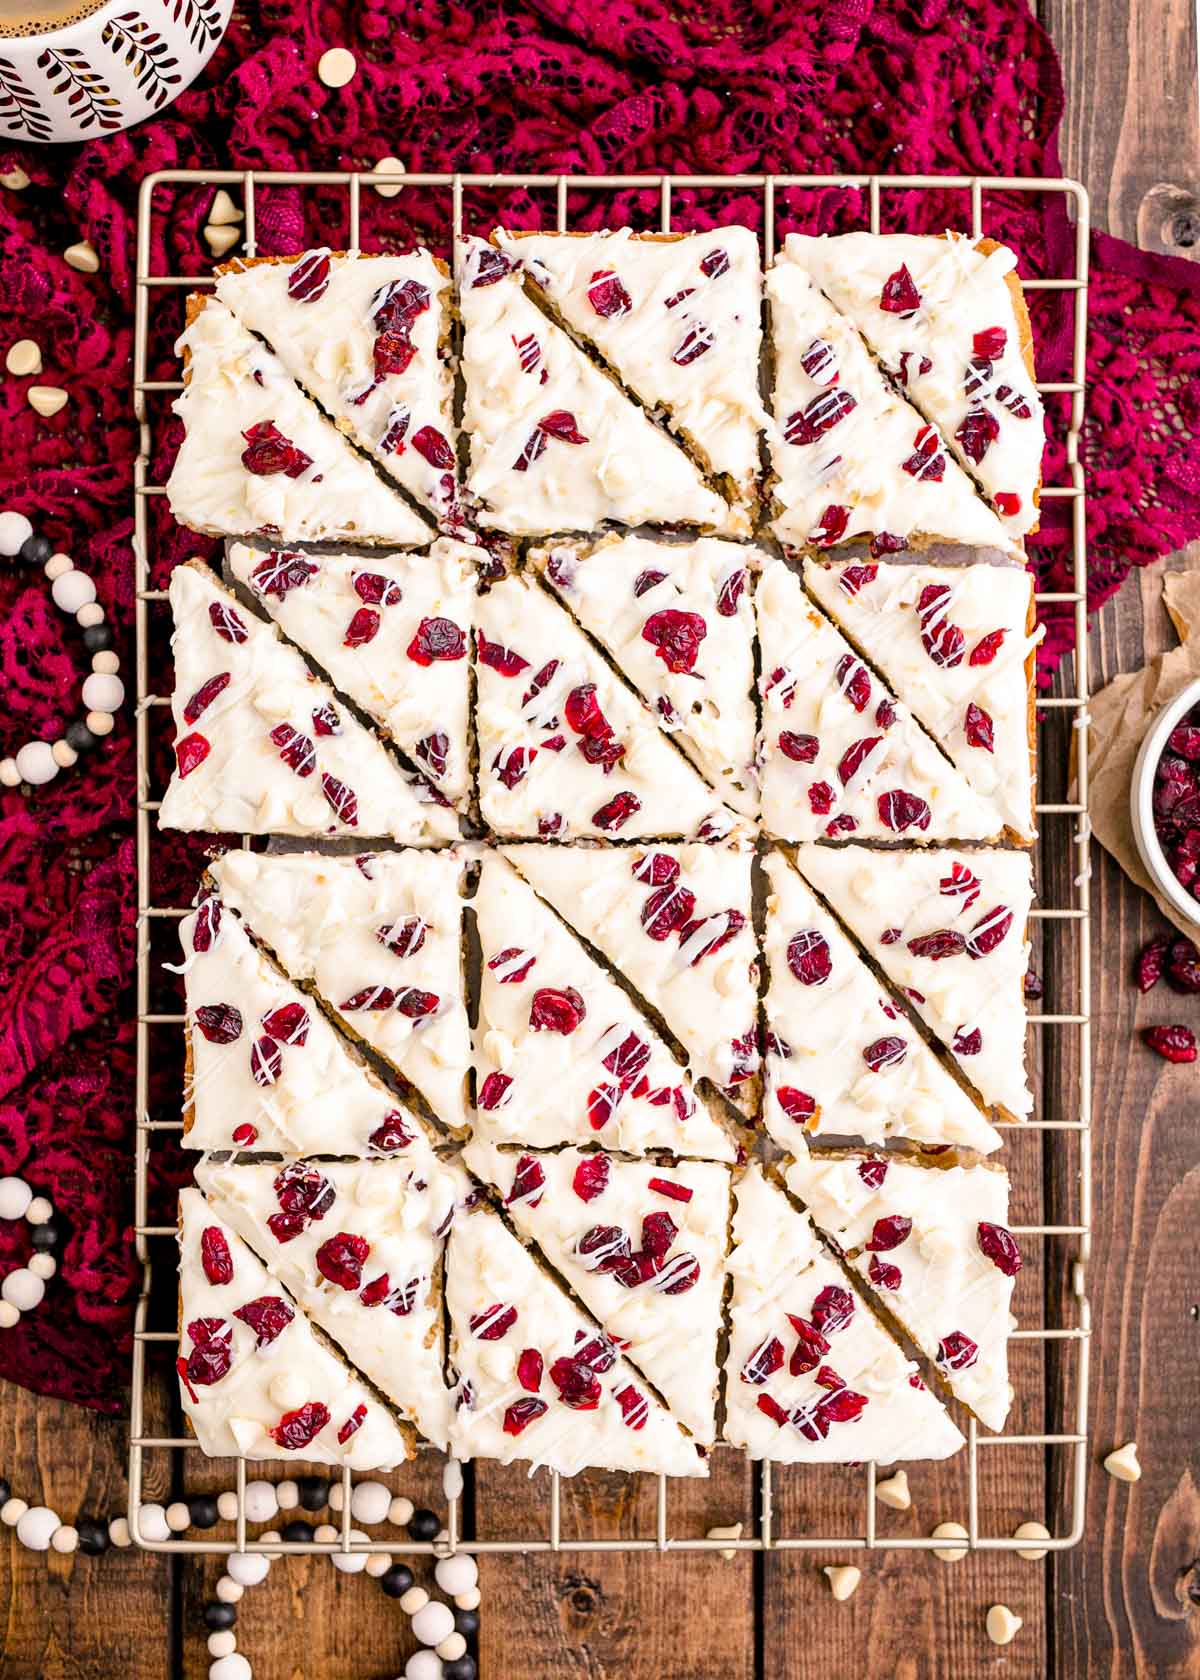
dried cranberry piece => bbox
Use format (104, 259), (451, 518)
(787, 929), (832, 987)
(352, 571), (402, 607)
(868, 1253), (902, 1290)
(192, 897), (222, 954)
(716, 570), (746, 616)
(587, 269), (632, 318)
(241, 421), (314, 478)
(503, 1396), (547, 1435)
(800, 337), (837, 382)
(907, 929), (966, 960)
(271, 1401), (331, 1450)
(470, 1303), (518, 1340)
(778, 731), (818, 764)
(311, 702), (341, 737)
(529, 986), (586, 1034)
(956, 405), (1000, 463)
(881, 927), (902, 944)
(672, 322), (714, 365)
(775, 1087), (816, 1125)
(880, 264), (921, 315)
(756, 1393), (790, 1427)
(967, 628), (1007, 669)
(952, 1026), (983, 1055)
(265, 1211), (306, 1243)
(965, 906), (1013, 958)
(251, 553), (320, 600)
(548, 1356), (601, 1410)
(517, 1348), (544, 1392)
(477, 630), (530, 677)
(260, 1003), (309, 1046)
(786, 1314), (831, 1375)
(741, 1336), (785, 1384)
(320, 772), (358, 826)
(699, 247), (730, 278)
(615, 1385), (648, 1429)
(506, 1154), (546, 1209)
(233, 1294), (294, 1346)
(411, 425), (455, 470)
(862, 1035), (906, 1072)
(360, 1273), (420, 1314)
(1143, 1024), (1198, 1063)
(835, 653), (871, 713)
(374, 917), (428, 961)
(344, 606), (380, 648)
(407, 615), (466, 665)
(977, 1221), (1022, 1276)
(837, 736), (881, 785)
(901, 424), (947, 482)
(973, 326), (1007, 360)
(877, 789), (931, 833)
(641, 1211), (678, 1259)
(268, 723), (315, 779)
(477, 1071), (513, 1110)
(369, 1111), (414, 1153)
(1024, 967), (1044, 1000)
(249, 1035), (282, 1087)
(937, 1330), (979, 1371)
(577, 1225), (633, 1272)
(572, 1155), (610, 1202)
(1166, 936), (1200, 993)
(641, 881), (697, 940)
(857, 1158), (888, 1190)
(209, 600), (248, 642)
(200, 1226), (233, 1285)
(964, 701), (994, 752)
(373, 328), (417, 378)
(593, 791), (641, 831)
(564, 683), (609, 738)
(783, 387), (857, 445)
(175, 733), (211, 778)
(632, 851), (679, 886)
(470, 246), (516, 287)
(183, 672), (230, 725)
(339, 985), (397, 1011)
(512, 331), (544, 377)
(810, 505), (850, 547)
(315, 1232), (370, 1290)
(870, 533), (909, 559)
(818, 1383), (868, 1425)
(380, 408), (411, 452)
(181, 1319), (233, 1391)
(656, 1251), (700, 1294)
(808, 781), (835, 815)
(642, 608), (707, 674)
(287, 250), (331, 302)
(896, 350), (932, 385)
(396, 988), (439, 1020)
(811, 1285), (854, 1334)
(865, 1215), (912, 1251)
(677, 910), (745, 966)
(493, 746), (537, 789)
(195, 1003), (243, 1044)
(337, 1404), (367, 1444)
(602, 1032), (650, 1085)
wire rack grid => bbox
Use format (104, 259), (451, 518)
(127, 168), (1092, 1562)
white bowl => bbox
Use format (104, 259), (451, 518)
(1130, 674), (1200, 927)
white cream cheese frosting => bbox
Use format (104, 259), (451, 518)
(533, 533), (760, 816)
(159, 561), (458, 843)
(167, 298), (432, 546)
(725, 1166), (964, 1461)
(785, 1151), (1019, 1431)
(793, 844), (1035, 1121)
(226, 538), (480, 805)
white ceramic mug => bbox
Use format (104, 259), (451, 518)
(0, 0), (232, 143)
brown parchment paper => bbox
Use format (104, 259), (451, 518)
(1086, 570), (1200, 937)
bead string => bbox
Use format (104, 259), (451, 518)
(0, 1465), (479, 1680)
(0, 1175), (59, 1329)
(0, 509), (123, 789)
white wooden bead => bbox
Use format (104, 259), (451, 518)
(411, 1601), (455, 1647)
(2, 1268), (44, 1310)
(217, 1491), (239, 1521)
(43, 553), (72, 581)
(209, 1656), (252, 1680)
(17, 1506), (60, 1550)
(86, 710), (114, 736)
(388, 1495), (414, 1526)
(51, 1525), (78, 1554)
(28, 386), (68, 418)
(215, 1575), (243, 1602)
(25, 1196), (52, 1225)
(0, 511), (32, 555)
(317, 46), (356, 86)
(365, 1552), (392, 1577)
(64, 240), (99, 273)
(77, 602), (103, 628)
(436, 1634), (467, 1663)
(398, 1585), (428, 1615)
(328, 1482), (345, 1512)
(51, 569), (95, 613)
(0, 1177), (32, 1220)
(242, 1480), (277, 1523)
(108, 1516), (132, 1547)
(371, 156), (406, 197)
(82, 672), (124, 713)
(14, 743), (57, 786)
(28, 1254), (56, 1280)
(51, 741), (77, 770)
(0, 1302), (19, 1329)
(312, 1524), (338, 1543)
(404, 1653), (442, 1680)
(275, 1480), (299, 1511)
(350, 1480), (390, 1525)
(5, 339), (42, 377)
(331, 1528), (369, 1573)
(227, 1551), (270, 1585)
(0, 167), (30, 190)
(166, 1501), (191, 1532)
(259, 1530), (280, 1546)
(1, 1498), (27, 1525)
(0, 759), (19, 788)
(442, 1460), (464, 1501)
(434, 1553), (477, 1597)
(454, 1587), (481, 1611)
(91, 651), (120, 676)
(137, 1503), (170, 1543)
(208, 189), (244, 227)
(207, 1631), (237, 1658)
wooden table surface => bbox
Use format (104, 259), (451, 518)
(4, 6), (1200, 1676)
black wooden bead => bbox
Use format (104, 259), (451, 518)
(19, 534), (51, 567)
(407, 1507), (439, 1542)
(379, 1562), (413, 1598)
(296, 1476), (328, 1512)
(0, 1478), (9, 1508)
(187, 1495), (219, 1530)
(453, 1608), (479, 1637)
(30, 1224), (57, 1251)
(65, 719), (99, 754)
(203, 1601), (236, 1632)
(443, 1658), (477, 1680)
(281, 1520), (313, 1543)
(81, 622), (112, 654)
(77, 1518), (109, 1555)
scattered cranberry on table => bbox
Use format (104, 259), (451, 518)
(1150, 711), (1200, 895)
(1142, 1024), (1198, 1063)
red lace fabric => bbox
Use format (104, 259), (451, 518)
(0, 0), (1194, 1411)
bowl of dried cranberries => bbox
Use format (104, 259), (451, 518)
(1132, 676), (1200, 924)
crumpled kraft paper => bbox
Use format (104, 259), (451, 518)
(1087, 570), (1200, 936)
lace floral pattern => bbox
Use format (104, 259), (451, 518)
(0, 0), (1195, 1410)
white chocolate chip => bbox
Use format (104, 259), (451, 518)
(985, 1605), (1023, 1646)
(6, 339), (41, 377)
(823, 1564), (861, 1601)
(208, 189), (244, 226)
(318, 46), (357, 87)
(371, 156), (406, 197)
(875, 1469), (911, 1511)
(1, 168), (30, 191)
(28, 386), (68, 418)
(64, 241), (99, 274)
(930, 1521), (968, 1562)
(706, 1523), (742, 1560)
(1012, 1520), (1050, 1560)
(204, 224), (241, 259)
(1103, 1441), (1141, 1483)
